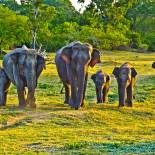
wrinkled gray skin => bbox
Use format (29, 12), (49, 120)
(91, 71), (111, 103)
(3, 46), (45, 109)
(152, 62), (155, 68)
(113, 62), (137, 107)
(0, 68), (11, 106)
(55, 41), (101, 109)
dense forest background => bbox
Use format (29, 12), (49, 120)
(0, 0), (155, 52)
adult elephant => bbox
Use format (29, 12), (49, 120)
(55, 41), (101, 109)
(152, 62), (155, 68)
(3, 45), (45, 108)
(112, 62), (137, 107)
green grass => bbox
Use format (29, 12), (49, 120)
(0, 50), (155, 154)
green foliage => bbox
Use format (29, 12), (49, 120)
(0, 0), (155, 51)
(0, 4), (30, 49)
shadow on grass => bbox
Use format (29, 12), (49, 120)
(38, 103), (72, 111)
(0, 117), (32, 130)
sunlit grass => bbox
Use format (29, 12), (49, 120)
(0, 50), (155, 154)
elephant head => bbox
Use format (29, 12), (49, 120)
(3, 45), (45, 108)
(60, 41), (100, 109)
(113, 63), (137, 107)
(152, 62), (155, 69)
(91, 70), (111, 103)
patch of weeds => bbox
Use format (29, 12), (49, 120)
(64, 141), (89, 150)
(108, 93), (118, 103)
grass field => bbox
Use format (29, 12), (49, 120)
(0, 50), (155, 154)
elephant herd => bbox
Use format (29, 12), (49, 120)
(0, 41), (154, 110)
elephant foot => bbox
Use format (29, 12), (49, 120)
(18, 103), (27, 109)
(26, 97), (36, 108)
(97, 102), (102, 104)
(126, 103), (132, 107)
(0, 103), (6, 107)
(97, 99), (103, 104)
(72, 104), (80, 110)
(75, 106), (79, 110)
(69, 99), (80, 110)
(97, 101), (103, 104)
(126, 100), (132, 107)
(118, 104), (124, 107)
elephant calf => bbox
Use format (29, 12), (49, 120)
(0, 67), (10, 106)
(152, 62), (155, 68)
(112, 62), (137, 107)
(91, 70), (111, 103)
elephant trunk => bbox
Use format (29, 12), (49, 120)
(96, 86), (103, 103)
(118, 82), (126, 107)
(76, 69), (86, 109)
(25, 66), (37, 107)
(26, 70), (37, 89)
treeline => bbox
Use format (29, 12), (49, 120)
(0, 0), (155, 52)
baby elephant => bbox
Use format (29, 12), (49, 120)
(0, 67), (11, 106)
(113, 62), (137, 107)
(91, 70), (111, 103)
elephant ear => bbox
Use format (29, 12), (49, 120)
(61, 47), (72, 64)
(89, 48), (101, 68)
(131, 67), (137, 77)
(91, 74), (96, 82)
(36, 55), (45, 78)
(106, 75), (111, 82)
(112, 67), (119, 78)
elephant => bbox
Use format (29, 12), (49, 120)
(152, 62), (155, 68)
(0, 67), (11, 106)
(112, 62), (137, 107)
(3, 45), (45, 108)
(91, 70), (111, 103)
(55, 41), (101, 109)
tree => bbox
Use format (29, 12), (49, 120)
(0, 5), (30, 49)
(19, 0), (55, 49)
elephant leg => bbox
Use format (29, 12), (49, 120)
(81, 73), (88, 107)
(4, 92), (8, 106)
(127, 84), (133, 107)
(2, 91), (8, 106)
(64, 83), (70, 104)
(12, 64), (26, 108)
(0, 93), (4, 106)
(26, 89), (36, 108)
(102, 86), (108, 103)
(17, 87), (26, 109)
(0, 86), (5, 106)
